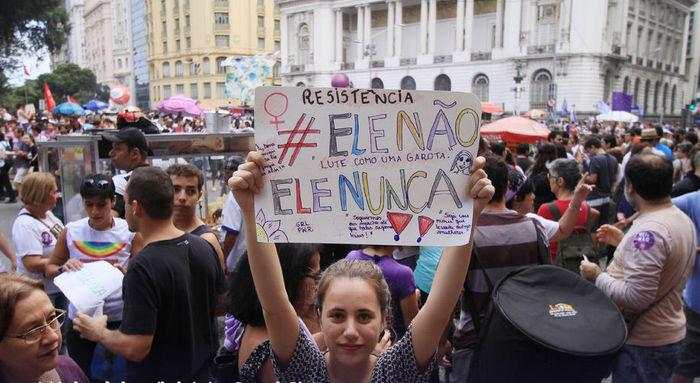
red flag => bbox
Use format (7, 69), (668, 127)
(68, 96), (78, 104)
(43, 82), (56, 112)
(23, 65), (29, 76)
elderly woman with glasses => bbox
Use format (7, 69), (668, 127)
(44, 174), (143, 380)
(0, 273), (88, 383)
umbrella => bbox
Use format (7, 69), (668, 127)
(83, 100), (109, 112)
(481, 116), (550, 144)
(596, 111), (639, 123)
(481, 102), (504, 115)
(523, 109), (547, 119)
(156, 94), (203, 117)
(52, 102), (85, 116)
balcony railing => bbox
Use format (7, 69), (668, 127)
(290, 64), (306, 72)
(258, 4), (264, 13)
(340, 62), (355, 70)
(370, 60), (384, 68)
(434, 55), (453, 64)
(471, 51), (492, 61)
(213, 0), (229, 8)
(527, 44), (555, 55)
(214, 23), (230, 31)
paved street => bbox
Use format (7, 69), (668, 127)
(0, 200), (20, 270)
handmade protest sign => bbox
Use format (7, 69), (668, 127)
(254, 87), (481, 246)
(54, 261), (123, 313)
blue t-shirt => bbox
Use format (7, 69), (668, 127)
(656, 143), (675, 161)
(414, 246), (442, 294)
(672, 190), (700, 312)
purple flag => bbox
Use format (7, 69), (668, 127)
(612, 92), (632, 112)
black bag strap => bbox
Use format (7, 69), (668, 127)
(532, 218), (551, 265)
(463, 246), (494, 334)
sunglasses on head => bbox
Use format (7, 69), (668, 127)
(83, 178), (111, 190)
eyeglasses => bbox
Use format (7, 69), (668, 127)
(83, 178), (112, 190)
(6, 309), (66, 344)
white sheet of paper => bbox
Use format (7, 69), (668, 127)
(254, 87), (481, 246)
(54, 261), (123, 309)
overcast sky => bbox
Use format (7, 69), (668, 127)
(7, 48), (51, 87)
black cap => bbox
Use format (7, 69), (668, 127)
(104, 127), (149, 153)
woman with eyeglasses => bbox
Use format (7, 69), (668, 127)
(221, 244), (321, 382)
(44, 174), (143, 379)
(0, 273), (88, 383)
(11, 172), (67, 350)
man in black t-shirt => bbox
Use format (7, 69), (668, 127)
(104, 128), (150, 218)
(74, 166), (225, 382)
(584, 137), (618, 226)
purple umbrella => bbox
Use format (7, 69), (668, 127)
(156, 94), (203, 117)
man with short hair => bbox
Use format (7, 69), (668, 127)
(671, 150), (700, 197)
(104, 128), (150, 218)
(73, 166), (225, 382)
(581, 154), (696, 383)
(515, 143), (533, 173)
(166, 163), (225, 271)
(548, 131), (563, 144)
(584, 136), (618, 226)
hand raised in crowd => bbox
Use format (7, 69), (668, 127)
(596, 224), (624, 247)
(228, 151), (265, 213)
(571, 172), (594, 207)
(469, 156), (495, 217)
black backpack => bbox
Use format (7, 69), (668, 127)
(544, 202), (602, 273)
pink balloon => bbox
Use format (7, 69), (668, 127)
(331, 73), (350, 88)
(110, 85), (130, 105)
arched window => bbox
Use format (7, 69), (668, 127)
(623, 76), (630, 94)
(434, 74), (451, 91)
(296, 82), (306, 87)
(633, 78), (640, 106)
(662, 83), (668, 113)
(216, 56), (227, 74)
(371, 78), (384, 89)
(117, 58), (122, 69)
(653, 81), (660, 113)
(162, 61), (170, 78)
(644, 79), (650, 113)
(298, 23), (310, 65)
(400, 76), (416, 90)
(530, 69), (552, 109)
(671, 84), (677, 114)
(472, 74), (489, 102)
(203, 57), (211, 75)
(175, 60), (183, 77)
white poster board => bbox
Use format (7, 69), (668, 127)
(254, 87), (481, 246)
(54, 261), (123, 310)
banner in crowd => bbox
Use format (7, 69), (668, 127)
(254, 87), (481, 246)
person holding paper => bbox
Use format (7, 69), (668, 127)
(72, 166), (225, 383)
(44, 174), (143, 380)
(0, 273), (88, 383)
(227, 151), (494, 382)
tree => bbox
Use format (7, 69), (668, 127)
(0, 0), (69, 68)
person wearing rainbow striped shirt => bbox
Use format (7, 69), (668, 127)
(45, 174), (143, 380)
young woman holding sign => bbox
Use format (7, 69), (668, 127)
(228, 151), (494, 382)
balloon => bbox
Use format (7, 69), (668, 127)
(110, 85), (130, 105)
(331, 73), (350, 88)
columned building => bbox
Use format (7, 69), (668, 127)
(84, 0), (114, 85)
(65, 0), (88, 68)
(279, 0), (697, 117)
(112, 0), (136, 101)
(132, 0), (151, 110)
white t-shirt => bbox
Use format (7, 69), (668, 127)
(221, 192), (246, 271)
(65, 217), (135, 321)
(112, 171), (132, 197)
(526, 213), (559, 241)
(12, 208), (64, 294)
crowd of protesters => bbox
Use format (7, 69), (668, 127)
(0, 104), (699, 383)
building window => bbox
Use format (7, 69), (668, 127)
(190, 83), (199, 99)
(186, 15), (190, 28)
(203, 57), (211, 75)
(662, 83), (668, 112)
(530, 69), (552, 109)
(163, 41), (167, 53)
(216, 57), (227, 74)
(298, 23), (310, 64)
(186, 37), (191, 48)
(163, 85), (172, 98)
(274, 19), (280, 33)
(176, 39), (181, 51)
(204, 82), (212, 98)
(623, 76), (630, 94)
(653, 81), (660, 113)
(216, 35), (230, 47)
(671, 84), (677, 113)
(634, 77), (640, 106)
(176, 84), (184, 94)
(162, 62), (171, 78)
(258, 38), (265, 49)
(274, 41), (280, 51)
(643, 79), (650, 113)
(400, 76), (416, 90)
(258, 16), (264, 30)
(434, 74), (451, 91)
(175, 60), (183, 77)
(371, 78), (384, 89)
(215, 12), (229, 25)
(472, 74), (489, 101)
(216, 82), (226, 98)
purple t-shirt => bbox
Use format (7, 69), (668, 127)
(56, 355), (90, 383)
(346, 250), (417, 339)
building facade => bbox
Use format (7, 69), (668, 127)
(280, 0), (697, 118)
(84, 0), (114, 85)
(132, 0), (151, 110)
(112, 0), (136, 101)
(65, 0), (88, 68)
(145, 0), (282, 108)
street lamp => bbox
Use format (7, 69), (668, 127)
(512, 62), (525, 115)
